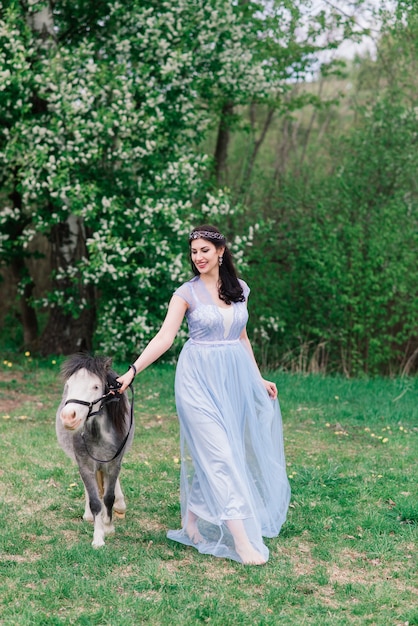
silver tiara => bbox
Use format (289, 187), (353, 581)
(189, 230), (226, 241)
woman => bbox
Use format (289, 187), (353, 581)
(117, 225), (290, 565)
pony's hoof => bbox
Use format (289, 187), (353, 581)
(83, 513), (94, 523)
(113, 509), (126, 519)
(92, 538), (105, 548)
(104, 524), (115, 536)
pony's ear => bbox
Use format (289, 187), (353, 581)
(103, 357), (112, 372)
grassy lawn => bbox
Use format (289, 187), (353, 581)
(0, 357), (417, 625)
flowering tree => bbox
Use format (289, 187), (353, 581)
(0, 0), (366, 358)
(0, 0), (288, 356)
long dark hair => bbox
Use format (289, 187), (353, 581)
(189, 225), (245, 304)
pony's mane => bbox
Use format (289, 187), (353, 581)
(61, 353), (110, 382)
(61, 353), (129, 435)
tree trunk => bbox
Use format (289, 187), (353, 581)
(39, 215), (96, 356)
(6, 173), (40, 351)
(40, 301), (95, 356)
(213, 0), (248, 184)
(9, 257), (39, 351)
(243, 104), (275, 183)
(214, 101), (234, 185)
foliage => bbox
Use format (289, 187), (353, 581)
(0, 0), (374, 361)
(2, 1), (416, 375)
(244, 94), (418, 376)
(229, 2), (418, 376)
(1, 0), (296, 356)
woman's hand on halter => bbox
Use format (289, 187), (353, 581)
(263, 379), (278, 400)
(116, 368), (135, 393)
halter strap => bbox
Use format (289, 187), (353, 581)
(64, 391), (119, 420)
(64, 387), (134, 463)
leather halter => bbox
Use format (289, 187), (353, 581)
(64, 390), (118, 420)
(64, 385), (134, 464)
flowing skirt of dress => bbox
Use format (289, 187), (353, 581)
(167, 339), (291, 563)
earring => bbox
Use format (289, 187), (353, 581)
(218, 256), (223, 266)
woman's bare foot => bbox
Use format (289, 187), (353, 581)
(226, 519), (267, 565)
(234, 542), (267, 565)
(185, 510), (204, 544)
(187, 525), (204, 544)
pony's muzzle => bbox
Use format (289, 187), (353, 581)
(60, 406), (83, 431)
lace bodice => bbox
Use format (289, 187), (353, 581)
(174, 276), (250, 342)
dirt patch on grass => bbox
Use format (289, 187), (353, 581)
(280, 540), (417, 612)
(281, 540), (318, 577)
(0, 370), (39, 414)
(308, 548), (417, 613)
(202, 559), (237, 579)
(1, 551), (43, 563)
(1, 369), (61, 419)
(0, 392), (37, 415)
(0, 369), (25, 384)
(328, 547), (418, 595)
(162, 556), (196, 574)
(139, 518), (167, 533)
(328, 562), (370, 586)
(61, 529), (81, 544)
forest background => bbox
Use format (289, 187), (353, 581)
(0, 0), (417, 377)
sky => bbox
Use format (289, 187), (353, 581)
(308, 0), (398, 60)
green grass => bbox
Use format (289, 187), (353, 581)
(0, 357), (417, 625)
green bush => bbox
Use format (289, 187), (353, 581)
(245, 97), (418, 375)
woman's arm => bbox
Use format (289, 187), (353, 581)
(240, 327), (278, 399)
(117, 295), (188, 392)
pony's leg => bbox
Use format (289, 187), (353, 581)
(96, 470), (104, 499)
(82, 484), (94, 522)
(113, 478), (127, 518)
(83, 471), (105, 522)
(101, 471), (118, 536)
(81, 470), (105, 522)
(92, 511), (107, 548)
(79, 468), (106, 548)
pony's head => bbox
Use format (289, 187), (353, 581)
(59, 354), (128, 433)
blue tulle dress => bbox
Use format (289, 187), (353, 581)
(167, 276), (291, 563)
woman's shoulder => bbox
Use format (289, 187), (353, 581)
(238, 278), (250, 298)
(173, 276), (198, 302)
(176, 276), (199, 290)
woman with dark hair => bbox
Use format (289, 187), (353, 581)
(117, 225), (290, 565)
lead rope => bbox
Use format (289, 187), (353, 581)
(80, 383), (134, 464)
